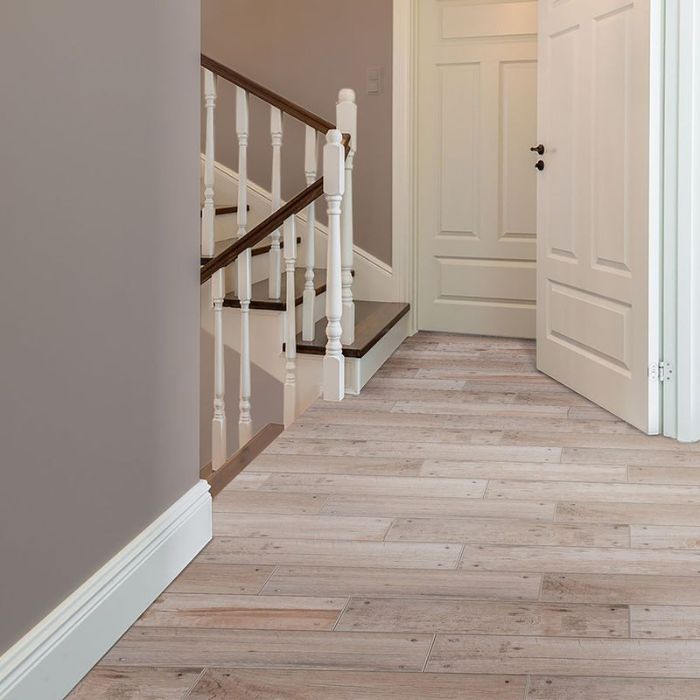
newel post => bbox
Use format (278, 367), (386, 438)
(337, 88), (357, 345)
(201, 69), (217, 258)
(323, 130), (346, 401)
(236, 87), (252, 445)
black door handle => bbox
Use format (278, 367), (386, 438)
(530, 144), (545, 155)
(535, 160), (545, 171)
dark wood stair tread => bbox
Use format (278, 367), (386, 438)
(201, 235), (301, 266)
(296, 301), (410, 359)
(224, 268), (327, 311)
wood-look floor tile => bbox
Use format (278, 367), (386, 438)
(136, 594), (346, 631)
(421, 459), (627, 483)
(322, 495), (555, 521)
(630, 605), (700, 639)
(629, 466), (700, 485)
(213, 491), (328, 514)
(541, 573), (700, 605)
(392, 400), (569, 418)
(386, 517), (628, 547)
(459, 544), (700, 575)
(426, 634), (700, 676)
(527, 676), (700, 699)
(631, 525), (700, 549)
(67, 666), (202, 699)
(247, 453), (423, 476)
(103, 628), (433, 672)
(166, 563), (274, 596)
(487, 480), (700, 505)
(503, 430), (699, 452)
(255, 473), (487, 499)
(189, 669), (527, 700)
(562, 447), (700, 467)
(262, 566), (541, 601)
(212, 513), (392, 541)
(335, 597), (628, 637)
(556, 501), (700, 527)
(203, 537), (462, 569)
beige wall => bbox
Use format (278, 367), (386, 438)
(202, 0), (394, 265)
(0, 0), (201, 653)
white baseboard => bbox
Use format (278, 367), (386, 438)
(0, 480), (212, 700)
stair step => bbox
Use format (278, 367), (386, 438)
(223, 268), (327, 311)
(199, 204), (249, 217)
(296, 301), (410, 359)
(200, 236), (301, 266)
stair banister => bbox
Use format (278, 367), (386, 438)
(302, 126), (318, 341)
(236, 87), (253, 444)
(323, 129), (346, 401)
(211, 266), (227, 470)
(337, 89), (357, 346)
(201, 69), (217, 258)
(283, 216), (298, 426)
(269, 108), (284, 300)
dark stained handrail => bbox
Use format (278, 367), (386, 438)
(201, 54), (335, 133)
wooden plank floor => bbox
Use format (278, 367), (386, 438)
(70, 333), (700, 699)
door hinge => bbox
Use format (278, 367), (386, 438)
(649, 361), (673, 383)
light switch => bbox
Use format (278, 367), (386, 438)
(366, 67), (382, 95)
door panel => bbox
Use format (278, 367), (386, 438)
(537, 0), (654, 432)
(417, 0), (539, 337)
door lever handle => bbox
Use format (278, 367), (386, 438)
(530, 144), (545, 155)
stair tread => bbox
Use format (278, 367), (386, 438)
(296, 301), (410, 359)
(224, 268), (327, 311)
(201, 236), (301, 266)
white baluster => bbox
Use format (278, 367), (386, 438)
(283, 216), (298, 425)
(302, 126), (318, 341)
(236, 87), (252, 445)
(269, 107), (283, 299)
(201, 70), (217, 258)
(337, 88), (357, 345)
(323, 130), (346, 401)
(212, 268), (227, 470)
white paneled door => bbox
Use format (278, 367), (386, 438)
(417, 0), (539, 338)
(536, 0), (657, 433)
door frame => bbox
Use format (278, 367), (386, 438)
(661, 0), (700, 442)
(393, 0), (700, 441)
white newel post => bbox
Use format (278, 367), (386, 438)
(201, 70), (217, 258)
(323, 130), (346, 401)
(302, 126), (318, 341)
(236, 87), (252, 445)
(269, 107), (283, 299)
(283, 216), (298, 425)
(337, 89), (357, 345)
(212, 268), (227, 470)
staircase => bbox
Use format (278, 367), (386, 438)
(199, 54), (410, 483)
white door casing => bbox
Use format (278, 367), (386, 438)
(536, 0), (657, 433)
(416, 0), (539, 338)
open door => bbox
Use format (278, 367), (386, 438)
(536, 0), (659, 433)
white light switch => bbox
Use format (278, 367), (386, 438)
(366, 67), (382, 95)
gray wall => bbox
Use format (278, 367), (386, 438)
(0, 1), (201, 654)
(201, 0), (393, 265)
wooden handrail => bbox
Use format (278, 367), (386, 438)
(201, 54), (335, 134)
(201, 178), (324, 285)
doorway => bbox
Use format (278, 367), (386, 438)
(409, 0), (662, 435)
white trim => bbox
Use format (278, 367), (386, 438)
(0, 481), (212, 700)
(666, 0), (700, 442)
(392, 0), (418, 331)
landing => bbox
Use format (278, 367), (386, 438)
(72, 333), (700, 699)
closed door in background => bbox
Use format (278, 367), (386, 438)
(417, 0), (539, 337)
